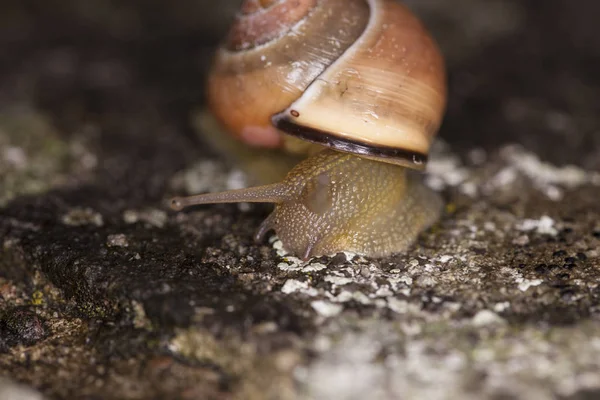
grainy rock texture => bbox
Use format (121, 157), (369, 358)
(1, 0), (600, 399)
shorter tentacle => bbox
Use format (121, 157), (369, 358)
(254, 212), (277, 242)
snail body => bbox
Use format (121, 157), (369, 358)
(171, 0), (447, 259)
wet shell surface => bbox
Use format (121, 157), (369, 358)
(207, 0), (446, 169)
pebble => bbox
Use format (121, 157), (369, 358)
(281, 279), (308, 294)
(516, 216), (558, 236)
(472, 310), (506, 327)
(512, 234), (530, 246)
(1, 307), (47, 347)
(311, 301), (343, 318)
(517, 278), (543, 292)
(61, 208), (103, 227)
(122, 208), (167, 228)
(324, 275), (353, 286)
(106, 233), (129, 248)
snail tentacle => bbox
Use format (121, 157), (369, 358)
(170, 182), (293, 211)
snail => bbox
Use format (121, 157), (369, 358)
(170, 0), (447, 260)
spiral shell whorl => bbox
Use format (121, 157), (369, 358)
(208, 0), (369, 149)
(227, 0), (317, 51)
(208, 0), (446, 169)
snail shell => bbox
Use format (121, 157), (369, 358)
(207, 0), (446, 169)
(171, 0), (447, 259)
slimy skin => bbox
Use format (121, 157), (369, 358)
(171, 149), (442, 259)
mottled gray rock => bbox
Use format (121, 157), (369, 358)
(1, 0), (600, 399)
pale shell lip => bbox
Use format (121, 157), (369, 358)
(272, 112), (428, 170)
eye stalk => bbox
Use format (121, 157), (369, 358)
(170, 183), (292, 211)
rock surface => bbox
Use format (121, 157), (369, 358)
(1, 0), (600, 399)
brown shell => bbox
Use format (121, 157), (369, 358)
(207, 0), (446, 169)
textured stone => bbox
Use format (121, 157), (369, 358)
(1, 0), (600, 399)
